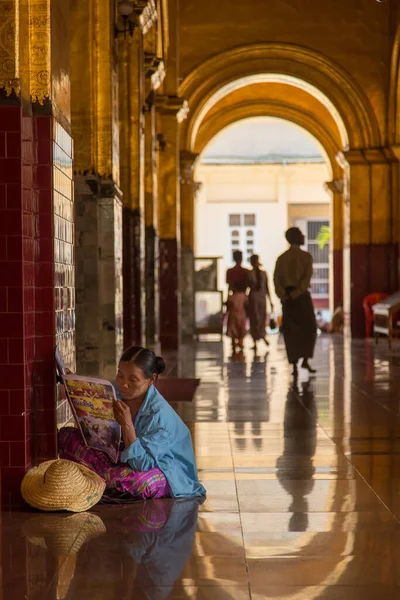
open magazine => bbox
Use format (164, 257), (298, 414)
(56, 347), (121, 464)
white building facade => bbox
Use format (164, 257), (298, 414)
(194, 118), (332, 311)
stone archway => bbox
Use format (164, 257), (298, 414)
(193, 99), (344, 311)
(180, 43), (381, 153)
(179, 43), (397, 337)
(194, 101), (340, 177)
(389, 25), (400, 147)
(180, 45), (383, 587)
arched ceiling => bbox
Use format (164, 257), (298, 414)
(190, 75), (348, 151)
(180, 44), (382, 153)
(193, 82), (344, 178)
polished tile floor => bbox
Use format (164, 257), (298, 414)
(3, 334), (400, 598)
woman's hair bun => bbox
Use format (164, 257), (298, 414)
(155, 356), (166, 375)
(119, 346), (166, 379)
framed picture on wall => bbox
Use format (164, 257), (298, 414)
(195, 257), (219, 291)
(195, 291), (223, 336)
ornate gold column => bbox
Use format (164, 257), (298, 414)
(118, 28), (146, 348)
(71, 0), (123, 379)
(29, 0), (51, 104)
(337, 148), (399, 337)
(71, 0), (119, 180)
(0, 0), (30, 102)
(116, 1), (160, 349)
(153, 0), (188, 349)
(180, 150), (200, 337)
(143, 49), (164, 345)
(156, 96), (188, 349)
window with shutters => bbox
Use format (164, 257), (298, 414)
(228, 213), (257, 265)
(294, 218), (330, 300)
(307, 220), (329, 299)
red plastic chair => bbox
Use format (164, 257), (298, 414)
(362, 293), (388, 338)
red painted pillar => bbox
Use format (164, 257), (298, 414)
(0, 106), (75, 505)
(0, 106), (36, 505)
(156, 98), (182, 351)
(123, 207), (144, 348)
(339, 149), (399, 337)
(333, 249), (343, 309)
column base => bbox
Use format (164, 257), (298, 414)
(333, 249), (343, 309)
(145, 225), (158, 345)
(159, 238), (180, 350)
(75, 175), (123, 380)
(123, 207), (145, 349)
(181, 247), (195, 338)
(349, 243), (399, 338)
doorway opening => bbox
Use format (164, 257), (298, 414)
(194, 116), (332, 315)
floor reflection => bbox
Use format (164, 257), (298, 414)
(22, 499), (202, 600)
(227, 351), (269, 452)
(276, 381), (317, 531)
(6, 337), (400, 598)
(23, 512), (106, 599)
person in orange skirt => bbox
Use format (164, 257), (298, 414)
(226, 280), (248, 353)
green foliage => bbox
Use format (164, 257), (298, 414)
(317, 225), (330, 249)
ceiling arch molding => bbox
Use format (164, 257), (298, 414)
(389, 25), (400, 145)
(179, 43), (382, 151)
(194, 100), (343, 180)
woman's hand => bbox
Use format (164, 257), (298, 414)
(114, 400), (137, 447)
(114, 399), (133, 428)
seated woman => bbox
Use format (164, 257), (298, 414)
(58, 347), (206, 500)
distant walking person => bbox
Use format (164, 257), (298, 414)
(247, 254), (274, 351)
(226, 250), (249, 291)
(274, 228), (317, 377)
(226, 281), (248, 353)
(225, 251), (249, 353)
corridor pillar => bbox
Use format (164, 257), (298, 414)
(338, 149), (399, 337)
(144, 85), (158, 346)
(325, 179), (344, 309)
(390, 144), (400, 293)
(180, 151), (200, 337)
(118, 30), (146, 349)
(156, 97), (188, 349)
(143, 49), (165, 345)
(0, 0), (74, 504)
(71, 0), (123, 379)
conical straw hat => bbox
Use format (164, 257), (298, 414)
(23, 512), (106, 555)
(21, 459), (106, 513)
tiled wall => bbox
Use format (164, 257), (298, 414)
(32, 117), (75, 459)
(0, 107), (35, 503)
(0, 108), (75, 504)
(32, 116), (57, 465)
(53, 121), (75, 428)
